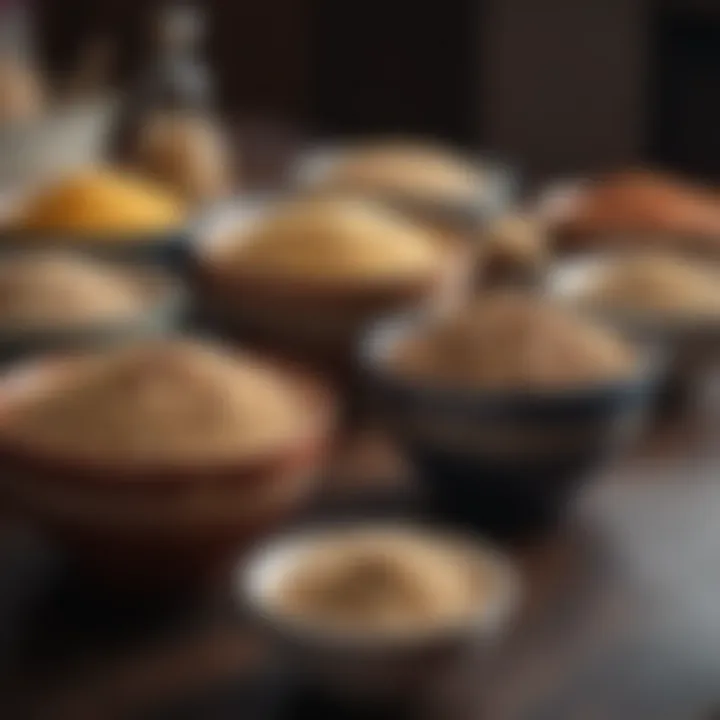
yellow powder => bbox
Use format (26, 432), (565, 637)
(582, 254), (720, 318)
(319, 141), (482, 202)
(15, 167), (186, 237)
(277, 529), (489, 635)
(391, 293), (636, 390)
(0, 253), (148, 327)
(7, 340), (309, 463)
(218, 197), (441, 282)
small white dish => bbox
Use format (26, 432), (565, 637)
(239, 522), (521, 708)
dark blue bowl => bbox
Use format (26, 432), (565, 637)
(361, 314), (662, 540)
(0, 228), (193, 276)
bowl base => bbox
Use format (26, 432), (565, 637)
(413, 451), (593, 542)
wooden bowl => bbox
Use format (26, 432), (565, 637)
(0, 354), (336, 590)
(191, 198), (469, 382)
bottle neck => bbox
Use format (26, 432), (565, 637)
(145, 2), (212, 111)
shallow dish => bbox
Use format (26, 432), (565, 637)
(362, 313), (661, 539)
(240, 522), (520, 711)
(0, 354), (335, 589)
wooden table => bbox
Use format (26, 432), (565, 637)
(1, 130), (719, 717)
(0, 394), (719, 720)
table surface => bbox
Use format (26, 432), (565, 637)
(1, 136), (720, 718)
(1, 394), (719, 720)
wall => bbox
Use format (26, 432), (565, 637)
(481, 0), (649, 181)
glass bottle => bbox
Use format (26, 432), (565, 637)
(119, 2), (232, 204)
(136, 1), (213, 114)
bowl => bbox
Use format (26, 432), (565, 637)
(0, 96), (118, 190)
(293, 146), (518, 300)
(0, 354), (336, 589)
(0, 264), (185, 367)
(361, 314), (661, 540)
(240, 522), (520, 712)
(0, 226), (192, 274)
(0, 179), (193, 274)
(546, 255), (720, 408)
(192, 199), (463, 383)
(537, 178), (720, 261)
(291, 144), (518, 231)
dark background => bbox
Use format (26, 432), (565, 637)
(35, 0), (720, 182)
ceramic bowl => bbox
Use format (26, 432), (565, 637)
(0, 354), (336, 589)
(291, 144), (518, 230)
(0, 227), (192, 274)
(537, 178), (720, 261)
(362, 314), (661, 539)
(0, 264), (185, 367)
(547, 255), (720, 408)
(0, 96), (118, 190)
(192, 199), (462, 382)
(240, 522), (520, 712)
(293, 147), (519, 299)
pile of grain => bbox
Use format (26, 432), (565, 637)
(277, 529), (489, 634)
(390, 293), (635, 389)
(14, 167), (185, 236)
(0, 254), (148, 327)
(6, 340), (308, 463)
(215, 197), (441, 283)
(318, 141), (482, 202)
(581, 255), (720, 318)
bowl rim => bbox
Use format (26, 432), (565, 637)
(239, 520), (522, 651)
(0, 346), (336, 482)
(359, 309), (664, 407)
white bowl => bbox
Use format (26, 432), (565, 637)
(546, 255), (720, 404)
(239, 523), (520, 709)
(547, 255), (720, 339)
(0, 95), (118, 191)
